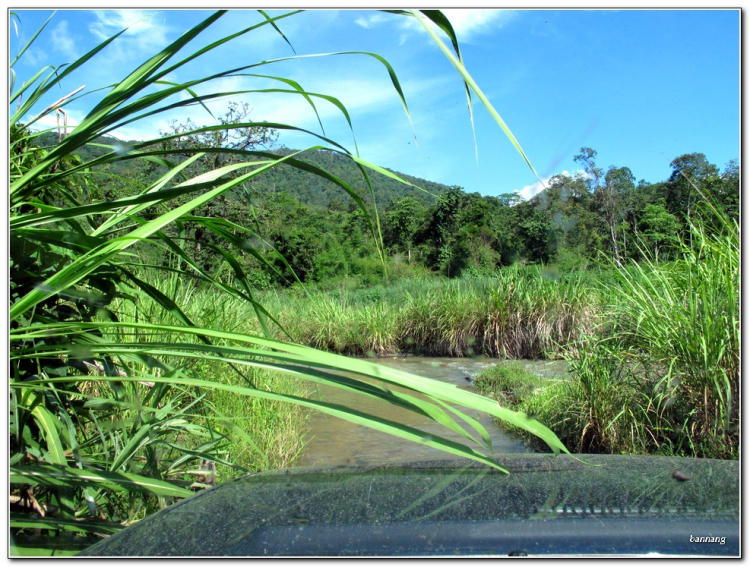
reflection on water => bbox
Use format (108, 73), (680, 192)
(299, 357), (569, 468)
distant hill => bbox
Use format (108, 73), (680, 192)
(40, 132), (452, 211)
(250, 148), (451, 210)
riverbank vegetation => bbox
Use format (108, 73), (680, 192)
(256, 266), (601, 358)
(474, 204), (739, 460)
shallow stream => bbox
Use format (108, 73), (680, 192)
(298, 357), (570, 467)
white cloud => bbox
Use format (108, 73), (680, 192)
(107, 122), (164, 142)
(50, 21), (77, 59)
(352, 10), (516, 43)
(18, 47), (46, 67)
(223, 74), (448, 133)
(516, 170), (573, 201)
(400, 10), (518, 44)
(354, 13), (390, 29)
(85, 11), (170, 68)
(89, 10), (164, 40)
(440, 10), (518, 42)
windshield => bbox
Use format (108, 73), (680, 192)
(9, 8), (739, 558)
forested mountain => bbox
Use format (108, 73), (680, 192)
(249, 148), (452, 210)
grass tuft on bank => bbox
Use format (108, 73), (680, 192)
(253, 266), (603, 359)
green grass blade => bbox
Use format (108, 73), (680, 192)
(10, 151), (306, 320)
(435, 398), (494, 453)
(154, 80), (216, 120)
(258, 9), (296, 54)
(10, 515), (123, 536)
(11, 25), (127, 125)
(18, 342), (482, 450)
(152, 10), (303, 83)
(9, 65), (54, 107)
(12, 321), (569, 455)
(411, 10), (540, 180)
(416, 10), (478, 162)
(11, 12), (225, 190)
(11, 464), (194, 498)
(31, 405), (68, 466)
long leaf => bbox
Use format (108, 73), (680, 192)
(12, 321), (569, 455)
(11, 464), (194, 498)
(258, 9), (296, 54)
(30, 403), (77, 518)
(15, 374), (507, 472)
(11, 151), (310, 319)
(411, 10), (541, 181)
(31, 405), (67, 465)
(10, 515), (123, 536)
(19, 343), (485, 450)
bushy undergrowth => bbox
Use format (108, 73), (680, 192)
(472, 363), (545, 407)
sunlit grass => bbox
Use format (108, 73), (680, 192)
(107, 272), (310, 481)
(246, 266), (603, 359)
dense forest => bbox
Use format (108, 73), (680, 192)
(55, 112), (739, 291)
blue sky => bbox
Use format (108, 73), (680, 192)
(10, 9), (739, 199)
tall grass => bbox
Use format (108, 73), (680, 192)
(10, 10), (568, 555)
(609, 205), (739, 457)
(108, 271), (310, 481)
(472, 205), (739, 460)
(253, 266), (602, 358)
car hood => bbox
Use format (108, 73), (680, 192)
(80, 454), (739, 557)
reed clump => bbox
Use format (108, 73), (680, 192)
(250, 266), (603, 358)
(608, 208), (739, 458)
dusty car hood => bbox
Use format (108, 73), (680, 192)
(80, 454), (739, 557)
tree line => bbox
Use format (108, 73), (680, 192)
(397, 147), (739, 275)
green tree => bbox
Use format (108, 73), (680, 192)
(665, 153), (720, 246)
(416, 186), (466, 273)
(512, 200), (558, 264)
(574, 147), (625, 265)
(158, 101), (279, 172)
(705, 159), (739, 223)
(383, 196), (425, 262)
(638, 199), (680, 261)
(603, 166), (635, 264)
(497, 192), (522, 207)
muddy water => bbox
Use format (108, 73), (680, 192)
(299, 357), (569, 468)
